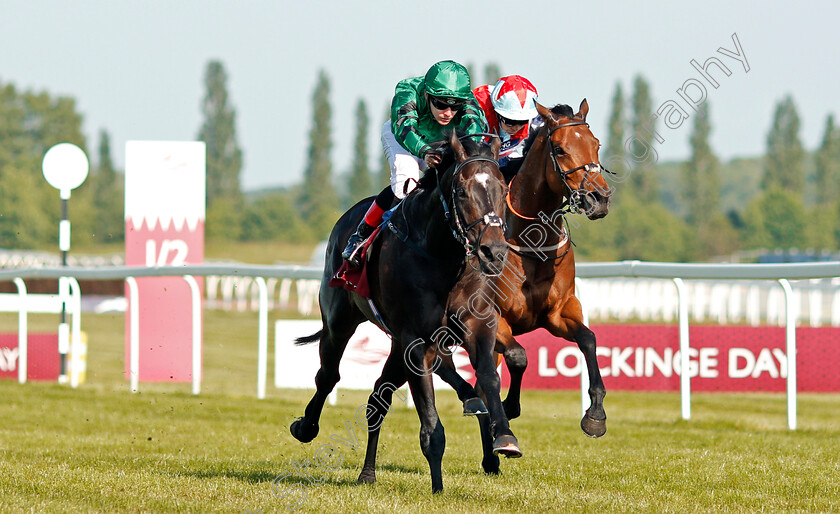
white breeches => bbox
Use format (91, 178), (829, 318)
(381, 121), (429, 199)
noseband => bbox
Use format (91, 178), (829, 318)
(547, 121), (613, 214)
(437, 155), (505, 261)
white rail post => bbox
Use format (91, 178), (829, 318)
(256, 277), (268, 400)
(68, 278), (82, 388)
(575, 278), (590, 417)
(126, 277), (140, 393)
(14, 278), (27, 384)
(673, 278), (691, 420)
(183, 276), (202, 396)
(778, 279), (797, 430)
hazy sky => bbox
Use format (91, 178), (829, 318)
(2, 1), (837, 191)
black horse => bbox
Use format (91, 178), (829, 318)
(290, 132), (516, 492)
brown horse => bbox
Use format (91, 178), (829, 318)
(357, 99), (613, 478)
(473, 99), (612, 472)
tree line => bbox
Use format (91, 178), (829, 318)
(573, 77), (840, 261)
(1, 63), (838, 262)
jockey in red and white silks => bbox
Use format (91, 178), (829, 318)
(473, 75), (544, 181)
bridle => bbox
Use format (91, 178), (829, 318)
(437, 155), (506, 268)
(546, 120), (613, 215)
(387, 139), (506, 273)
(504, 119), (613, 261)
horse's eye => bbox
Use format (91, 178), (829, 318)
(456, 188), (467, 198)
(554, 146), (566, 156)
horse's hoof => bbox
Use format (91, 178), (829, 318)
(492, 434), (522, 458)
(482, 457), (501, 475)
(580, 415), (607, 438)
(357, 469), (376, 484)
(290, 418), (319, 443)
(462, 397), (488, 416)
(502, 399), (521, 420)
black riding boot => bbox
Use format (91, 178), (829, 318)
(342, 220), (376, 267)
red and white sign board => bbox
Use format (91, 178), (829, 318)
(124, 141), (205, 382)
(274, 322), (840, 393)
(517, 325), (840, 392)
(0, 334), (58, 380)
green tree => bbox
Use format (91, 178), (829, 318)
(348, 99), (372, 203)
(300, 70), (339, 237)
(465, 63), (476, 85)
(241, 191), (308, 243)
(484, 63), (502, 85)
(628, 75), (659, 203)
(90, 130), (123, 242)
(815, 114), (840, 205)
(0, 164), (54, 248)
(198, 60), (244, 241)
(603, 82), (627, 197)
(809, 114), (840, 250)
(763, 95), (805, 195)
(0, 81), (88, 249)
(575, 194), (692, 262)
(683, 103), (723, 259)
(742, 186), (808, 250)
(805, 203), (838, 251)
(377, 105), (391, 189)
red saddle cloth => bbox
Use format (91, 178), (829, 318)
(328, 226), (382, 299)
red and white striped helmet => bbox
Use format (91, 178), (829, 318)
(490, 75), (539, 121)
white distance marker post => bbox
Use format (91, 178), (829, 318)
(42, 143), (89, 384)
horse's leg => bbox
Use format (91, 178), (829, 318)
(476, 408), (500, 474)
(465, 323), (521, 458)
(497, 321), (527, 420)
(547, 294), (607, 438)
(290, 290), (364, 443)
(358, 345), (407, 484)
(501, 340), (527, 419)
(436, 349), (496, 473)
(466, 360), (501, 474)
(574, 324), (607, 437)
(404, 340), (447, 493)
(435, 352), (487, 415)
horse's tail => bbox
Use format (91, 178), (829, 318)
(294, 329), (323, 346)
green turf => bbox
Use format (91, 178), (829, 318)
(1, 312), (839, 512)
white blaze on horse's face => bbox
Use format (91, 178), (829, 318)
(474, 172), (490, 189)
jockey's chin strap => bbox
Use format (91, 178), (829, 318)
(546, 121), (614, 215)
(436, 155), (505, 261)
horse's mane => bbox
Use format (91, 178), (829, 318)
(550, 104), (575, 119)
(415, 133), (493, 191)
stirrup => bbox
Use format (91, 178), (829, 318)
(342, 235), (367, 267)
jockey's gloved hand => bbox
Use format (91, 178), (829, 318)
(423, 149), (442, 168)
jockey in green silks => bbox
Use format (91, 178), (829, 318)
(342, 60), (488, 267)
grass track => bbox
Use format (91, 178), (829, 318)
(2, 311), (839, 512)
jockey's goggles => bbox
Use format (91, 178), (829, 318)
(429, 96), (464, 112)
(498, 114), (527, 127)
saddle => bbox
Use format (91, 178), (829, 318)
(328, 226), (383, 299)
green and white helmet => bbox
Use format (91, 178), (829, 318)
(423, 60), (473, 104)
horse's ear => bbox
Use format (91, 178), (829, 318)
(536, 102), (558, 125)
(490, 135), (501, 161)
(450, 131), (468, 162)
(576, 98), (589, 121)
